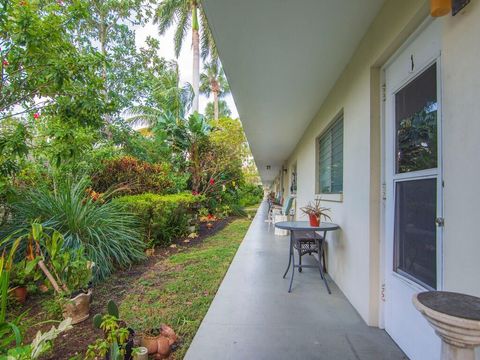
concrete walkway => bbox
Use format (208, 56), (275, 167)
(185, 202), (407, 360)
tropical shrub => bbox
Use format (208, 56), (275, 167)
(238, 183), (264, 207)
(115, 193), (203, 247)
(7, 177), (145, 280)
(92, 156), (182, 196)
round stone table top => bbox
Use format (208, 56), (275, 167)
(417, 291), (480, 322)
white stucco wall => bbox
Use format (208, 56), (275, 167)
(442, 0), (480, 296)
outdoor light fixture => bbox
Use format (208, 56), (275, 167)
(430, 0), (452, 17)
(283, 167), (287, 174)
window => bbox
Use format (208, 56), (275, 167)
(316, 115), (343, 194)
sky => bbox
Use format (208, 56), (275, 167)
(134, 21), (239, 119)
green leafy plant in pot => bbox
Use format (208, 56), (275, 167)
(9, 259), (40, 304)
(27, 223), (94, 324)
(300, 198), (332, 227)
(87, 300), (134, 360)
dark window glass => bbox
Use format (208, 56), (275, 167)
(395, 64), (437, 173)
(394, 179), (437, 289)
(317, 117), (343, 193)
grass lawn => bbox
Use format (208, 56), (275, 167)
(120, 217), (252, 359)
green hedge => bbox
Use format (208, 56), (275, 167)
(114, 193), (204, 247)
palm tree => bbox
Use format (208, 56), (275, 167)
(155, 0), (217, 113)
(127, 61), (193, 128)
(205, 100), (231, 120)
(200, 60), (230, 120)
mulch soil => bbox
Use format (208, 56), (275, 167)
(13, 218), (232, 360)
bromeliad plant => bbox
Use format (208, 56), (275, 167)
(300, 198), (332, 227)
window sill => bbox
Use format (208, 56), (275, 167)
(315, 193), (343, 203)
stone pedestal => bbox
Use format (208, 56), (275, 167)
(413, 291), (480, 360)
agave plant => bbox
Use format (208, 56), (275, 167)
(300, 198), (332, 221)
(9, 177), (145, 280)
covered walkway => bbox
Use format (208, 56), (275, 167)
(185, 202), (406, 360)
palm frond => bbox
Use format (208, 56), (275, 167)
(199, 6), (218, 60)
(173, 5), (190, 58)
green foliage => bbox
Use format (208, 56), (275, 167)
(2, 318), (72, 360)
(205, 100), (231, 120)
(92, 156), (182, 196)
(0, 234), (24, 354)
(154, 0), (216, 60)
(9, 177), (145, 280)
(115, 193), (204, 246)
(107, 300), (120, 319)
(1, 0), (109, 126)
(88, 300), (129, 360)
(238, 183), (263, 207)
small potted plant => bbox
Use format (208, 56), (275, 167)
(10, 259), (39, 304)
(87, 300), (135, 360)
(132, 347), (148, 360)
(301, 198), (332, 227)
(28, 223), (94, 324)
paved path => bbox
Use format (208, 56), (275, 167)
(185, 202), (407, 360)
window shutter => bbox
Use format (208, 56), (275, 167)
(317, 116), (343, 194)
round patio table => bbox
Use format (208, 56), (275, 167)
(275, 221), (339, 294)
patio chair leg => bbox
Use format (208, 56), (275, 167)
(298, 251), (302, 273)
(288, 250), (295, 293)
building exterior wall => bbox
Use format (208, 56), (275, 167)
(277, 0), (480, 327)
(441, 0), (480, 296)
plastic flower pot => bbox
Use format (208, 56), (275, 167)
(308, 214), (320, 227)
(133, 347), (148, 360)
(13, 286), (27, 304)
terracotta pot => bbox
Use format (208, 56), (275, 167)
(155, 336), (171, 358)
(430, 0), (451, 17)
(309, 214), (320, 227)
(140, 333), (161, 354)
(13, 286), (27, 304)
(62, 289), (92, 324)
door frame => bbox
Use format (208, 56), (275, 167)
(378, 16), (444, 329)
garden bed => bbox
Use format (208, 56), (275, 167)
(15, 215), (254, 359)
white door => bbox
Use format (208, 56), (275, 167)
(384, 20), (443, 360)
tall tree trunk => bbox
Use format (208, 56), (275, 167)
(191, 3), (200, 113)
(213, 90), (219, 120)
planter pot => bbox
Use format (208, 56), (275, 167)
(13, 286), (27, 304)
(309, 214), (320, 227)
(206, 222), (213, 229)
(140, 333), (161, 355)
(140, 325), (177, 358)
(133, 347), (148, 360)
(62, 288), (92, 324)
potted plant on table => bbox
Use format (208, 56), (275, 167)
(301, 198), (332, 227)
